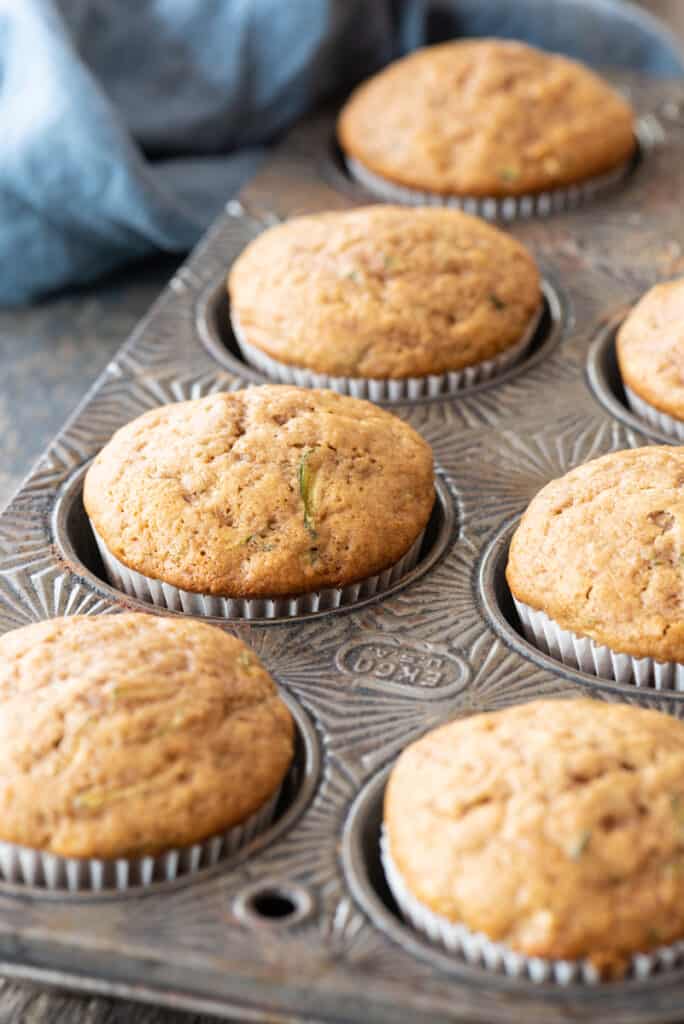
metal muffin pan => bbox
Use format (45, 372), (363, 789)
(3, 76), (684, 1021)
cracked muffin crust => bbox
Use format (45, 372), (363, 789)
(338, 39), (635, 197)
(617, 278), (684, 421)
(506, 447), (684, 661)
(385, 698), (684, 975)
(228, 205), (541, 379)
(84, 386), (435, 597)
(0, 614), (294, 859)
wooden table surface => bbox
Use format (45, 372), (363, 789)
(636, 0), (684, 40)
(0, 2), (681, 1021)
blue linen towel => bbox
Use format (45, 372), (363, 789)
(1, 0), (682, 305)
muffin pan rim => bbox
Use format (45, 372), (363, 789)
(477, 515), (684, 699)
(51, 462), (458, 625)
(324, 127), (646, 219)
(0, 688), (321, 902)
(342, 762), (684, 992)
(586, 308), (678, 444)
(196, 274), (568, 407)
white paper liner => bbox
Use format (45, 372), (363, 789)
(0, 785), (281, 892)
(624, 385), (684, 441)
(91, 523), (425, 619)
(346, 156), (632, 221)
(381, 829), (684, 983)
(514, 598), (684, 690)
(231, 306), (541, 400)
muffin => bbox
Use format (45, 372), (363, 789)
(506, 446), (684, 687)
(384, 698), (684, 981)
(228, 205), (542, 398)
(338, 39), (635, 212)
(617, 278), (684, 439)
(0, 614), (294, 889)
(84, 386), (435, 617)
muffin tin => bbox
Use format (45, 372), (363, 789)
(2, 75), (684, 1022)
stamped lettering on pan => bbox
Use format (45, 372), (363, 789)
(335, 633), (469, 696)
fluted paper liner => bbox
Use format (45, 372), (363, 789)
(514, 597), (684, 690)
(381, 829), (684, 983)
(92, 523), (425, 619)
(0, 786), (281, 892)
(345, 156), (632, 220)
(624, 385), (684, 441)
(231, 307), (541, 400)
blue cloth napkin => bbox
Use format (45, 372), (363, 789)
(1, 0), (682, 305)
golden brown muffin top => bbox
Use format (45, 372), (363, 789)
(617, 278), (684, 420)
(338, 39), (635, 197)
(84, 387), (434, 597)
(228, 206), (541, 378)
(385, 698), (684, 975)
(0, 614), (294, 859)
(506, 446), (684, 661)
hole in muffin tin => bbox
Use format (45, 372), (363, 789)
(477, 516), (684, 699)
(0, 690), (320, 900)
(52, 465), (455, 624)
(586, 311), (680, 444)
(197, 276), (563, 405)
(249, 888), (298, 919)
(234, 881), (313, 927)
(342, 763), (684, 990)
(325, 132), (643, 218)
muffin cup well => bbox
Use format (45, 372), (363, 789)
(345, 156), (633, 221)
(0, 786), (281, 893)
(231, 306), (542, 401)
(513, 598), (684, 690)
(91, 524), (425, 619)
(381, 829), (684, 983)
(623, 385), (684, 441)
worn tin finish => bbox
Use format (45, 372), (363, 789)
(3, 77), (684, 1021)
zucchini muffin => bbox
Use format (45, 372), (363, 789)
(617, 278), (684, 438)
(384, 698), (684, 979)
(228, 205), (541, 383)
(0, 614), (294, 883)
(506, 447), (684, 685)
(338, 39), (635, 201)
(84, 386), (434, 610)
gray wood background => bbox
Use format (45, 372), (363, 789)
(0, 1), (679, 1019)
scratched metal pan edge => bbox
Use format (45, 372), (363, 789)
(0, 77), (684, 1022)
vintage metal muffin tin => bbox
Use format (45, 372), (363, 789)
(2, 76), (684, 1022)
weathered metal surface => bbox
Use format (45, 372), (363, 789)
(2, 77), (684, 1022)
